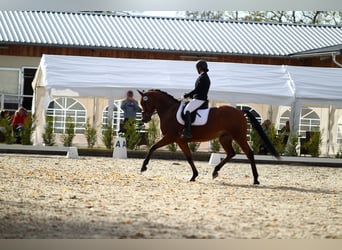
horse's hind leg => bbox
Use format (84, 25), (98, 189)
(212, 134), (236, 179)
(177, 140), (198, 182)
(235, 138), (260, 185)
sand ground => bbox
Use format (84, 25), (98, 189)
(0, 154), (341, 238)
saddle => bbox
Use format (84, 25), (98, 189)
(181, 101), (209, 123)
(176, 100), (210, 126)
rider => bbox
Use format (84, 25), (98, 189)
(181, 60), (211, 139)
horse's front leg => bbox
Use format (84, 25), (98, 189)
(141, 136), (173, 172)
(177, 140), (198, 182)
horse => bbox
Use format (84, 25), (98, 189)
(138, 89), (280, 185)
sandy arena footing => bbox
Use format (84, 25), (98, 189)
(0, 154), (341, 238)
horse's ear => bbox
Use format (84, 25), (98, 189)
(137, 90), (144, 96)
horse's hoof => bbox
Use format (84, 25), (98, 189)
(212, 172), (218, 179)
(253, 180), (260, 185)
(141, 166), (147, 172)
(190, 178), (196, 182)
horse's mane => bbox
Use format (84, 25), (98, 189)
(148, 89), (179, 103)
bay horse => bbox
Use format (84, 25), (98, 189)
(138, 89), (280, 185)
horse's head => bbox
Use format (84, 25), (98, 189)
(138, 90), (156, 123)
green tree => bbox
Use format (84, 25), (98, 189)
(303, 130), (322, 157)
(336, 146), (342, 158)
(42, 116), (56, 146)
(210, 139), (221, 153)
(284, 134), (299, 156)
(188, 142), (201, 153)
(84, 118), (97, 149)
(124, 118), (141, 150)
(21, 113), (35, 145)
(147, 118), (159, 147)
(250, 124), (284, 155)
(60, 116), (75, 147)
(167, 143), (177, 152)
(232, 141), (241, 154)
(102, 122), (114, 149)
(0, 118), (14, 144)
(185, 11), (342, 25)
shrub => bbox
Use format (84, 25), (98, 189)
(283, 134), (299, 156)
(250, 124), (285, 155)
(124, 118), (141, 150)
(102, 122), (114, 149)
(303, 130), (322, 157)
(42, 116), (56, 146)
(167, 143), (177, 152)
(84, 118), (97, 149)
(188, 141), (201, 152)
(232, 140), (241, 154)
(250, 128), (261, 154)
(0, 119), (14, 144)
(336, 146), (342, 158)
(268, 125), (285, 155)
(60, 116), (75, 147)
(147, 118), (159, 147)
(21, 113), (35, 145)
(210, 139), (221, 153)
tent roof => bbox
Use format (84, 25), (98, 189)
(33, 54), (342, 107)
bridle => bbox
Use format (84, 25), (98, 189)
(141, 95), (157, 123)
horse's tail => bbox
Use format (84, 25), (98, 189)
(244, 110), (281, 160)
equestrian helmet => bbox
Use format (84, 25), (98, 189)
(196, 60), (209, 72)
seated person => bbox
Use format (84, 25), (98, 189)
(12, 107), (29, 143)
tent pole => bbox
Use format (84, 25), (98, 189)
(108, 97), (114, 126)
(327, 105), (336, 156)
(285, 101), (301, 155)
(290, 101), (301, 136)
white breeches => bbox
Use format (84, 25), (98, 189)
(183, 99), (205, 114)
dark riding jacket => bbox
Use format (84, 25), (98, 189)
(184, 72), (210, 101)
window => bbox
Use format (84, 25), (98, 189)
(102, 101), (124, 132)
(102, 100), (143, 132)
(236, 105), (262, 141)
(47, 97), (86, 134)
(22, 68), (37, 110)
(279, 107), (320, 138)
(337, 116), (342, 144)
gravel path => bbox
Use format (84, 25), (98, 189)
(0, 154), (341, 238)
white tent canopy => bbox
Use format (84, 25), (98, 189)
(33, 54), (297, 105)
(32, 54), (342, 145)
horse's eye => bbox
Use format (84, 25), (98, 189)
(143, 96), (148, 102)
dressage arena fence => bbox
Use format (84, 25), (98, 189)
(0, 144), (78, 158)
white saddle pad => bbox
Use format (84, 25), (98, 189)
(176, 101), (210, 126)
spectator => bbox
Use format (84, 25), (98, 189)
(280, 120), (290, 145)
(120, 90), (141, 133)
(0, 109), (11, 125)
(12, 107), (29, 143)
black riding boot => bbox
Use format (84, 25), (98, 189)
(182, 111), (192, 139)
